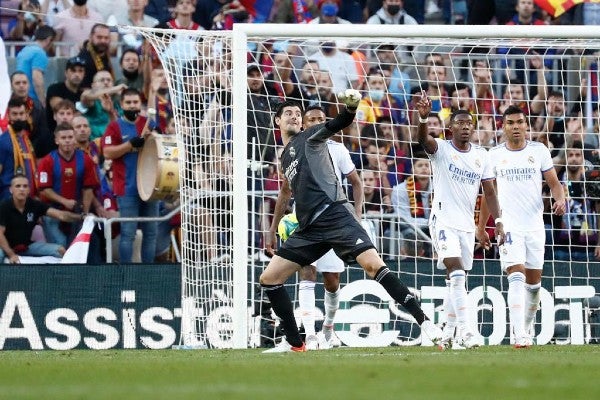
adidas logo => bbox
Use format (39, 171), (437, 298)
(355, 238), (364, 245)
(404, 294), (414, 303)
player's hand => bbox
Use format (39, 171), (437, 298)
(494, 222), (505, 246)
(338, 89), (362, 111)
(476, 227), (491, 250)
(129, 136), (145, 148)
(552, 199), (566, 216)
(264, 230), (277, 256)
(415, 90), (432, 120)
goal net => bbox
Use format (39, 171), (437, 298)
(137, 24), (600, 348)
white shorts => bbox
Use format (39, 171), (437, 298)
(429, 219), (475, 271)
(313, 249), (345, 273)
(499, 228), (545, 271)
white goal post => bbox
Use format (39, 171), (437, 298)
(137, 24), (600, 349)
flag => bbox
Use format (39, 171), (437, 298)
(61, 216), (95, 264)
(535, 0), (600, 18)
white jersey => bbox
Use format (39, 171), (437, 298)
(488, 141), (554, 231)
(327, 139), (356, 181)
(428, 139), (493, 232)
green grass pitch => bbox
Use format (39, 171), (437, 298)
(1, 346), (600, 400)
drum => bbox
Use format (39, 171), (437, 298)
(137, 133), (180, 201)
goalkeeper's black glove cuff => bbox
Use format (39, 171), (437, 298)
(129, 137), (145, 148)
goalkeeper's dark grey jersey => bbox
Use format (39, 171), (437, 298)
(280, 110), (354, 230)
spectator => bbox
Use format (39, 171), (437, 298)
(50, 99), (76, 138)
(38, 123), (98, 247)
(410, 61), (451, 116)
(296, 59), (321, 107)
(9, 71), (52, 157)
(40, 0), (72, 27)
(0, 174), (83, 263)
(72, 114), (101, 166)
(309, 0), (352, 24)
(86, 0), (127, 22)
(374, 44), (411, 108)
(310, 40), (360, 93)
(269, 0), (317, 23)
(167, 0), (204, 29)
(551, 142), (598, 261)
(470, 59), (499, 120)
(367, 0), (418, 62)
(115, 49), (144, 94)
(102, 88), (158, 263)
(360, 167), (393, 243)
(0, 98), (39, 200)
(77, 23), (114, 89)
(15, 25), (56, 104)
(46, 56), (86, 133)
(247, 63), (278, 166)
(107, 0), (159, 52)
(79, 70), (126, 140)
(391, 155), (432, 241)
(535, 90), (567, 159)
(53, 0), (104, 50)
(356, 67), (404, 126)
(315, 70), (340, 118)
(145, 0), (170, 24)
(8, 0), (44, 44)
(145, 66), (172, 133)
(497, 52), (547, 116)
(339, 0), (368, 23)
(439, 82), (475, 126)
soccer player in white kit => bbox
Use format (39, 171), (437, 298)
(478, 105), (565, 348)
(416, 91), (505, 349)
(267, 105), (364, 350)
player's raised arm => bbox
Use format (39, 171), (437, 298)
(309, 89), (362, 142)
(415, 90), (438, 154)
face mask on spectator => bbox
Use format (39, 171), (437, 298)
(123, 109), (140, 121)
(122, 69), (139, 80)
(11, 120), (30, 132)
(73, 0), (87, 5)
(369, 89), (385, 102)
(387, 5), (401, 16)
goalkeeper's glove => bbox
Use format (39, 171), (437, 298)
(337, 89), (362, 111)
(129, 136), (145, 148)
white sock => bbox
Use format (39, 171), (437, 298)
(298, 280), (316, 336)
(443, 279), (456, 337)
(449, 270), (468, 332)
(507, 272), (526, 338)
(524, 282), (541, 333)
(323, 288), (340, 328)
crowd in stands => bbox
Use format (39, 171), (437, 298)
(1, 0), (600, 264)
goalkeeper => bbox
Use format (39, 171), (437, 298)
(260, 90), (443, 353)
(267, 105), (363, 350)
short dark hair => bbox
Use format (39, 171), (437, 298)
(34, 26), (56, 41)
(120, 88), (141, 100)
(54, 122), (74, 136)
(91, 23), (110, 35)
(502, 105), (526, 120)
(11, 173), (29, 185)
(570, 140), (584, 150)
(52, 99), (76, 113)
(7, 97), (27, 110)
(274, 100), (303, 119)
(10, 70), (27, 82)
(304, 104), (325, 114)
(120, 48), (140, 64)
(449, 109), (472, 123)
